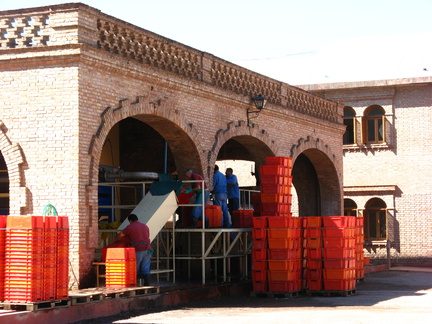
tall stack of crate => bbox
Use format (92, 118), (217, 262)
(322, 216), (356, 291)
(43, 216), (58, 301)
(105, 247), (137, 287)
(0, 215), (7, 301)
(267, 216), (302, 292)
(4, 215), (45, 303)
(355, 217), (365, 280)
(251, 216), (268, 291)
(303, 216), (323, 291)
(252, 157), (302, 294)
(56, 216), (69, 300)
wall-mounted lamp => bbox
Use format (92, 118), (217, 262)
(247, 95), (267, 126)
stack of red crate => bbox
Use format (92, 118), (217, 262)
(43, 216), (58, 301)
(105, 248), (137, 287)
(4, 215), (45, 303)
(355, 217), (365, 280)
(251, 216), (268, 292)
(0, 215), (7, 301)
(303, 216), (323, 291)
(259, 157), (292, 217)
(56, 216), (69, 300)
(322, 216), (356, 291)
(267, 216), (302, 292)
(252, 157), (302, 293)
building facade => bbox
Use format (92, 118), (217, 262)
(0, 4), (345, 287)
(301, 78), (432, 263)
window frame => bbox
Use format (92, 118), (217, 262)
(364, 198), (387, 241)
(343, 107), (356, 145)
(362, 106), (386, 144)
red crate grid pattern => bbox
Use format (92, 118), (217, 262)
(252, 214), (303, 293)
(105, 248), (137, 288)
(304, 216), (359, 292)
(256, 157), (293, 217)
(1, 215), (69, 303)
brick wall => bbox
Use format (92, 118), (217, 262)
(0, 4), (345, 286)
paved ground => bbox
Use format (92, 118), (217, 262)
(76, 267), (432, 324)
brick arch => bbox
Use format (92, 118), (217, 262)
(291, 135), (342, 216)
(0, 120), (27, 214)
(87, 94), (205, 186)
(206, 120), (278, 179)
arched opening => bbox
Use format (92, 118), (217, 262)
(216, 136), (275, 207)
(363, 105), (386, 144)
(0, 152), (9, 215)
(292, 149), (341, 217)
(364, 198), (387, 241)
(98, 116), (201, 225)
(344, 198), (357, 216)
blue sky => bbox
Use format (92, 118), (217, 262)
(3, 0), (432, 84)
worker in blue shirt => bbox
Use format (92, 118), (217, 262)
(212, 165), (231, 228)
(225, 167), (240, 213)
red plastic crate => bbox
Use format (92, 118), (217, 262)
(252, 260), (268, 271)
(267, 216), (295, 228)
(323, 247), (356, 259)
(253, 238), (267, 249)
(268, 228), (301, 239)
(260, 174), (286, 185)
(265, 156), (293, 168)
(260, 203), (291, 214)
(252, 228), (267, 240)
(268, 238), (300, 250)
(260, 194), (292, 204)
(323, 279), (356, 291)
(305, 248), (322, 260)
(323, 237), (356, 248)
(307, 279), (323, 291)
(232, 216), (253, 228)
(323, 269), (356, 280)
(303, 217), (322, 228)
(260, 183), (291, 194)
(305, 237), (322, 249)
(322, 216), (354, 228)
(252, 216), (268, 229)
(205, 205), (223, 227)
(6, 215), (44, 229)
(106, 248), (136, 261)
(260, 165), (287, 176)
(305, 227), (322, 238)
(323, 227), (355, 237)
(252, 270), (267, 282)
(323, 258), (356, 269)
(268, 270), (301, 281)
(307, 268), (322, 280)
(268, 280), (301, 292)
(252, 248), (267, 260)
(307, 259), (323, 269)
(268, 260), (301, 271)
(268, 248), (302, 260)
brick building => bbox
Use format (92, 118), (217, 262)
(301, 78), (432, 263)
(0, 4), (345, 287)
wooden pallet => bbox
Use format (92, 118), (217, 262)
(0, 299), (70, 311)
(68, 286), (160, 305)
(251, 290), (302, 298)
(306, 289), (357, 297)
